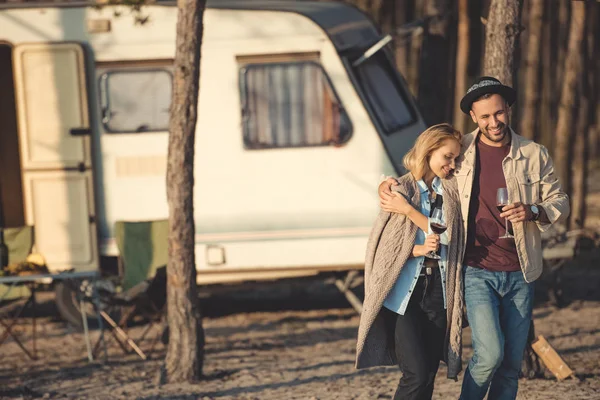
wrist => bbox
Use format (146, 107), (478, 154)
(413, 245), (424, 257)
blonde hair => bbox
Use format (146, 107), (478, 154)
(403, 123), (463, 180)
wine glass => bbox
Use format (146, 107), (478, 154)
(426, 207), (446, 259)
(496, 188), (514, 239)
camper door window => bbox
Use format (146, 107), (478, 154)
(99, 69), (172, 133)
(239, 61), (352, 149)
(351, 52), (416, 134)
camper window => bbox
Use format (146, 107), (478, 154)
(99, 69), (172, 133)
(351, 52), (415, 134)
(239, 61), (351, 149)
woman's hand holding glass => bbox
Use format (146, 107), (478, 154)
(413, 234), (440, 258)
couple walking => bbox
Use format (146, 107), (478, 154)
(356, 77), (570, 400)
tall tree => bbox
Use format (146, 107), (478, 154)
(538, 4), (554, 152)
(453, 0), (469, 134)
(519, 0), (543, 140)
(570, 84), (589, 229)
(587, 2), (600, 173)
(483, 0), (522, 86)
(556, 0), (571, 91)
(393, 1), (409, 78)
(161, 0), (207, 383)
(417, 0), (453, 125)
(570, 1), (596, 229)
(554, 1), (586, 208)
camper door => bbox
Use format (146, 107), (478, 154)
(13, 43), (98, 272)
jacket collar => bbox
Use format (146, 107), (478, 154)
(507, 128), (524, 160)
(416, 176), (443, 195)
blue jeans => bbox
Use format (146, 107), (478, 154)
(459, 267), (534, 400)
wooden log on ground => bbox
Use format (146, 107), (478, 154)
(531, 335), (574, 381)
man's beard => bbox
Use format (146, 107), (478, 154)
(482, 121), (509, 143)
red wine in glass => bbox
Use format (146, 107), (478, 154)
(496, 188), (514, 239)
(496, 205), (505, 213)
(426, 207), (444, 259)
(430, 223), (447, 235)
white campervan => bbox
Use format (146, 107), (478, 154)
(0, 0), (426, 318)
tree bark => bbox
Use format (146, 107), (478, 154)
(538, 4), (554, 152)
(557, 0), (570, 90)
(511, 0), (527, 129)
(393, 0), (409, 77)
(453, 0), (469, 134)
(417, 0), (453, 125)
(587, 3), (600, 172)
(554, 1), (585, 204)
(519, 0), (543, 140)
(396, 0), (421, 98)
(570, 80), (588, 229)
(161, 0), (206, 384)
(369, 0), (384, 20)
(408, 28), (423, 97)
(467, 0), (483, 78)
(571, 1), (596, 229)
(483, 0), (523, 86)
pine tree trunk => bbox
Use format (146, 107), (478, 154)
(393, 1), (409, 77)
(467, 0), (483, 78)
(512, 0), (527, 128)
(570, 80), (588, 229)
(587, 3), (600, 173)
(554, 1), (585, 205)
(161, 0), (206, 384)
(453, 0), (469, 134)
(403, 0), (422, 98)
(418, 0), (453, 125)
(408, 29), (423, 97)
(369, 0), (384, 20)
(571, 2), (596, 229)
(557, 0), (570, 89)
(483, 0), (523, 86)
(519, 0), (543, 140)
(538, 5), (554, 152)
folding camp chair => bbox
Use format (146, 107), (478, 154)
(94, 220), (168, 360)
(0, 226), (36, 359)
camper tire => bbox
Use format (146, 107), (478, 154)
(54, 281), (99, 330)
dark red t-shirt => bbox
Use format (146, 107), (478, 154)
(463, 138), (520, 272)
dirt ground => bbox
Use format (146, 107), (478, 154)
(1, 260), (600, 400)
(2, 175), (600, 400)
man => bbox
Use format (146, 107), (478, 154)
(378, 77), (569, 399)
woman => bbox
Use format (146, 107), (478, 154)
(355, 123), (465, 400)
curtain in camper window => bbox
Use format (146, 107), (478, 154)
(242, 62), (351, 149)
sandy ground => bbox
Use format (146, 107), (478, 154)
(1, 171), (599, 400)
(1, 262), (599, 400)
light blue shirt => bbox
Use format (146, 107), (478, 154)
(383, 177), (448, 315)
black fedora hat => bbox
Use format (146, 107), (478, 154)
(460, 76), (516, 115)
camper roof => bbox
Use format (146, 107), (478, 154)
(0, 0), (381, 52)
(210, 1), (380, 51)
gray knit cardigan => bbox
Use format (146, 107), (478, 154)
(355, 173), (465, 379)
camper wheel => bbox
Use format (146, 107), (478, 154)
(54, 280), (103, 329)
